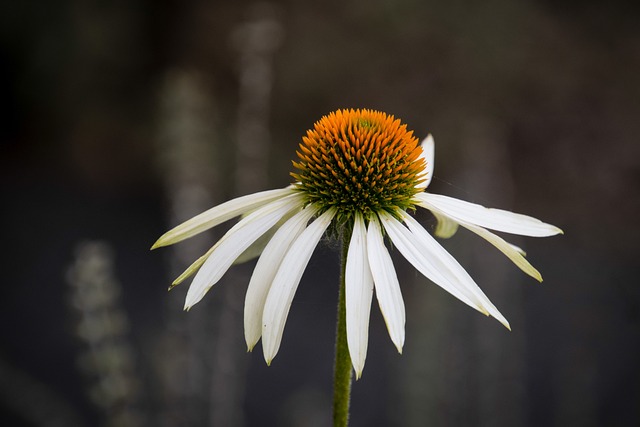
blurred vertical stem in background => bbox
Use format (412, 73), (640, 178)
(398, 119), (527, 426)
(461, 120), (526, 427)
(333, 232), (353, 427)
(155, 71), (219, 426)
(67, 241), (144, 427)
(231, 2), (284, 193)
(210, 3), (285, 426)
(155, 3), (284, 425)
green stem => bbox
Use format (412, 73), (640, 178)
(333, 233), (353, 427)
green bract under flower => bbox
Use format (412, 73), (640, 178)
(291, 109), (426, 223)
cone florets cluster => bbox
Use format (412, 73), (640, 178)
(291, 109), (426, 224)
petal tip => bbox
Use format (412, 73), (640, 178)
(246, 337), (259, 353)
(541, 225), (564, 237)
(422, 133), (434, 148)
(152, 232), (177, 249)
(528, 268), (543, 282)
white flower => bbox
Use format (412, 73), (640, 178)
(152, 109), (562, 379)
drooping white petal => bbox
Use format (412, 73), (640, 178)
(262, 208), (336, 364)
(432, 210), (459, 239)
(378, 211), (482, 313)
(185, 194), (304, 310)
(173, 212), (296, 287)
(234, 209), (298, 265)
(244, 204), (320, 351)
(152, 187), (296, 249)
(366, 215), (405, 353)
(173, 214), (294, 287)
(173, 209), (291, 287)
(509, 243), (527, 256)
(457, 221), (542, 282)
(170, 244), (218, 289)
(345, 212), (374, 379)
(232, 228), (274, 265)
(415, 192), (563, 237)
(396, 211), (511, 330)
(416, 134), (435, 190)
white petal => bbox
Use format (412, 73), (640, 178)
(432, 210), (459, 239)
(396, 211), (511, 330)
(416, 134), (435, 189)
(152, 187), (295, 249)
(415, 192), (563, 237)
(172, 212), (297, 287)
(184, 194), (303, 310)
(262, 208), (336, 364)
(172, 216), (291, 287)
(366, 215), (405, 353)
(345, 212), (374, 379)
(509, 243), (527, 256)
(233, 209), (298, 265)
(244, 204), (320, 351)
(379, 211), (480, 313)
(458, 222), (542, 282)
(232, 229), (273, 265)
(170, 244), (217, 289)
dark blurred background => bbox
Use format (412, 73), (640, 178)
(1, 0), (639, 426)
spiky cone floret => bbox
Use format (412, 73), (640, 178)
(291, 109), (426, 227)
(152, 108), (562, 379)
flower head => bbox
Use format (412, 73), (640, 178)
(152, 108), (562, 378)
(291, 109), (426, 223)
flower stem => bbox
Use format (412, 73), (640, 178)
(333, 233), (353, 427)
